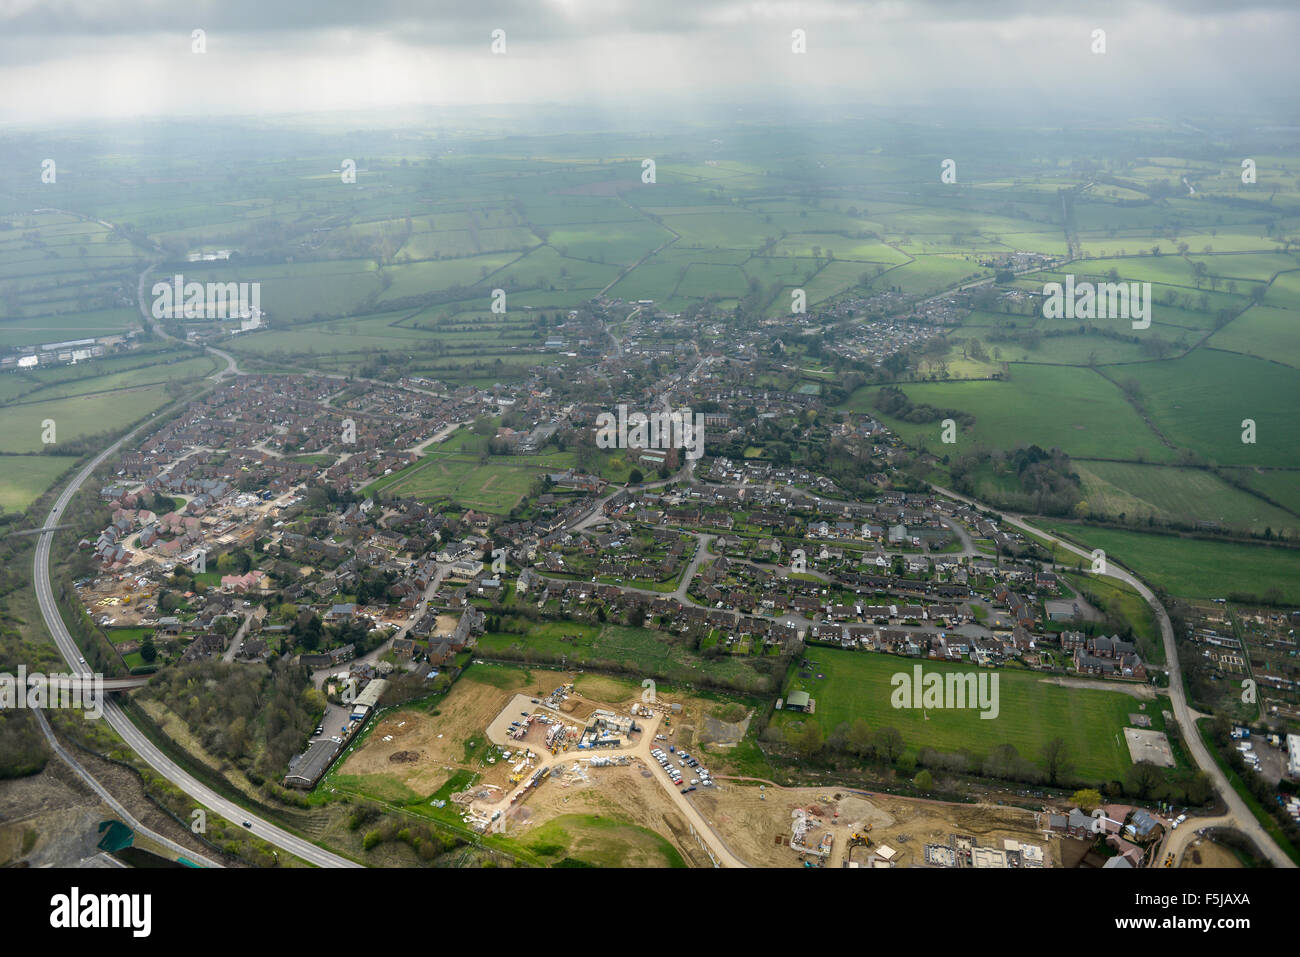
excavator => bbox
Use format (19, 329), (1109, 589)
(847, 823), (874, 848)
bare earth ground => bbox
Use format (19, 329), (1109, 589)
(1038, 676), (1157, 700)
(494, 761), (712, 867)
(338, 664), (1062, 868)
(0, 746), (225, 867)
(695, 782), (1059, 868)
(340, 667), (712, 799)
(338, 683), (505, 796)
(1179, 835), (1243, 868)
(1124, 727), (1176, 768)
(337, 666), (726, 863)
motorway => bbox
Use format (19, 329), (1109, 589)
(30, 408), (1293, 868)
(32, 420), (362, 868)
(930, 484), (1295, 868)
(30, 252), (1293, 868)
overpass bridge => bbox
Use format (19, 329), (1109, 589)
(5, 672), (151, 693)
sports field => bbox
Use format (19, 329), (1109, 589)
(369, 457), (540, 514)
(775, 647), (1145, 782)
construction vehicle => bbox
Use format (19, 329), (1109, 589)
(847, 831), (872, 849)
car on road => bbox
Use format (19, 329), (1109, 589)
(241, 821), (252, 828)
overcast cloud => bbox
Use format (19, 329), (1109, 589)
(0, 0), (1295, 125)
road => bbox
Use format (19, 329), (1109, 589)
(32, 424), (362, 868)
(221, 611), (256, 662)
(309, 561), (455, 688)
(1159, 815), (1234, 867)
(930, 483), (1295, 868)
(33, 708), (222, 868)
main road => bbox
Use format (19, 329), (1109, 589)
(33, 423), (361, 868)
(931, 484), (1295, 868)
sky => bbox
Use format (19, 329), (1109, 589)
(0, 0), (1297, 126)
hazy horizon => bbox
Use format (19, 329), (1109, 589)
(2, 0), (1297, 127)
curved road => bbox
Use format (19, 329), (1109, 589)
(33, 424), (361, 868)
(931, 484), (1294, 868)
(33, 708), (222, 868)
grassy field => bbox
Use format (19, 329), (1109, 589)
(367, 456), (541, 513)
(1230, 468), (1300, 516)
(476, 621), (775, 692)
(843, 364), (1172, 461)
(1075, 461), (1299, 535)
(1117, 350), (1300, 468)
(520, 814), (686, 868)
(775, 647), (1143, 781)
(0, 386), (175, 453)
(0, 454), (76, 513)
(1208, 304), (1300, 369)
(1043, 523), (1300, 603)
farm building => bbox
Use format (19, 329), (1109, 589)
(349, 677), (389, 722)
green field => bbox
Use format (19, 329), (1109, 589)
(844, 364), (1172, 461)
(1207, 304), (1300, 369)
(1119, 350), (1300, 467)
(1043, 523), (1300, 603)
(0, 386), (175, 453)
(776, 647), (1143, 781)
(368, 456), (541, 513)
(518, 814), (686, 868)
(477, 621), (775, 692)
(1075, 461), (1300, 535)
(0, 454), (76, 513)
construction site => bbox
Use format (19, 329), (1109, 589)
(333, 665), (729, 866)
(332, 663), (1066, 868)
(691, 783), (1061, 868)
